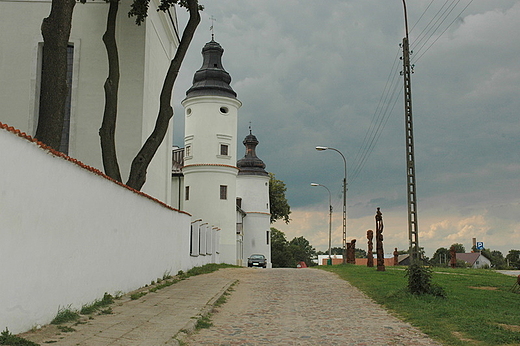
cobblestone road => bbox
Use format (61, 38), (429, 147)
(186, 268), (442, 346)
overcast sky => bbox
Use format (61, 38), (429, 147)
(172, 0), (520, 257)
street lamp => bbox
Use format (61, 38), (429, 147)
(316, 146), (347, 264)
(311, 183), (332, 265)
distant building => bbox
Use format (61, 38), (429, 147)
(317, 254), (400, 266)
(456, 253), (492, 268)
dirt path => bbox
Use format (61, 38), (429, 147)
(186, 268), (441, 345)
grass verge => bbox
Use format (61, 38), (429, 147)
(320, 265), (520, 345)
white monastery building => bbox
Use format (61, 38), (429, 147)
(0, 2), (273, 332)
(173, 38), (272, 267)
(0, 0), (272, 268)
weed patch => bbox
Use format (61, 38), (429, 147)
(195, 316), (212, 330)
(51, 306), (79, 325)
(0, 328), (39, 346)
(130, 291), (148, 300)
(80, 293), (114, 315)
(57, 325), (75, 333)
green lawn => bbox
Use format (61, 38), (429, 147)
(319, 265), (520, 345)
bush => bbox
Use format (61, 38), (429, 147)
(405, 263), (446, 297)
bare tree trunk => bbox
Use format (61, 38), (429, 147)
(99, 0), (122, 182)
(126, 0), (200, 191)
(36, 0), (76, 150)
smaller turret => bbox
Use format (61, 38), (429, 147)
(237, 130), (268, 176)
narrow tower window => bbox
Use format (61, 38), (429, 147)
(220, 185), (227, 200)
(220, 144), (229, 156)
(185, 186), (190, 200)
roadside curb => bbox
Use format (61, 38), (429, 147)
(168, 279), (238, 345)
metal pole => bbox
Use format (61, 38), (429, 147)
(316, 146), (347, 264)
(311, 183), (333, 265)
(402, 0), (420, 262)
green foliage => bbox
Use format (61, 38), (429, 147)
(80, 293), (114, 315)
(0, 328), (39, 346)
(355, 248), (367, 258)
(321, 265), (520, 345)
(130, 291), (148, 300)
(57, 325), (76, 332)
(506, 249), (520, 269)
(130, 264), (234, 301)
(430, 247), (450, 267)
(268, 173), (291, 224)
(195, 315), (212, 329)
(405, 263), (446, 297)
(270, 228), (292, 267)
(450, 243), (466, 253)
(129, 0), (203, 26)
(51, 306), (80, 325)
(288, 236), (316, 267)
(185, 263), (235, 277)
(270, 228), (316, 268)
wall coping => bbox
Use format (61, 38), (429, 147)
(0, 121), (190, 216)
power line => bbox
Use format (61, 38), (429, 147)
(348, 0), (475, 185)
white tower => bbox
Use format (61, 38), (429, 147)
(236, 130), (272, 267)
(181, 39), (241, 265)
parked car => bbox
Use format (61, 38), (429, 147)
(248, 254), (267, 268)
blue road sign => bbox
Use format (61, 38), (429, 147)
(476, 242), (484, 250)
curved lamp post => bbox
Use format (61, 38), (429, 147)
(311, 183), (332, 265)
(316, 146), (347, 264)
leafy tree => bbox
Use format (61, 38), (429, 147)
(450, 243), (466, 253)
(270, 229), (317, 268)
(269, 173), (291, 224)
(125, 0), (202, 190)
(355, 248), (367, 258)
(506, 250), (520, 269)
(270, 228), (291, 268)
(480, 249), (506, 269)
(430, 247), (450, 267)
(35, 0), (78, 150)
(330, 246), (343, 255)
(288, 236), (316, 267)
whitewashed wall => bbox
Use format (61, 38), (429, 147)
(0, 127), (212, 333)
(0, 0), (176, 205)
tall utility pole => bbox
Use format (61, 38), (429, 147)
(401, 0), (420, 262)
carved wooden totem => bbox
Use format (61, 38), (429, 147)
(393, 247), (399, 266)
(375, 207), (385, 271)
(450, 245), (457, 268)
(367, 230), (374, 267)
(347, 239), (356, 264)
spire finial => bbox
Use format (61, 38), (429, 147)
(249, 121), (252, 134)
(209, 15), (216, 40)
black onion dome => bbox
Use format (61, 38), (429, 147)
(237, 132), (268, 176)
(185, 40), (237, 99)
